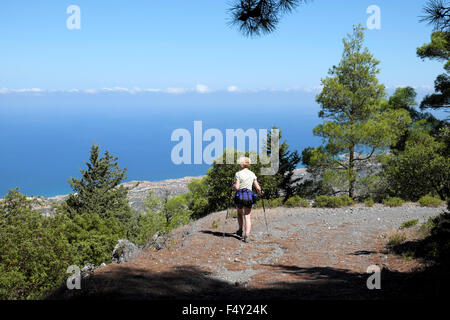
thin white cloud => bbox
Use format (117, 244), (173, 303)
(22, 88), (42, 93)
(0, 88), (43, 94)
(227, 85), (240, 93)
(389, 85), (434, 92)
(165, 87), (187, 94)
(195, 84), (210, 94)
(101, 87), (143, 94)
(0, 86), (319, 95)
(304, 85), (324, 93)
(144, 88), (162, 93)
(283, 85), (323, 93)
(1, 84), (434, 95)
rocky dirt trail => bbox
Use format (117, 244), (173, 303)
(53, 204), (446, 300)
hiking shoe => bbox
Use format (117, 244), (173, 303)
(236, 229), (243, 237)
(243, 235), (251, 243)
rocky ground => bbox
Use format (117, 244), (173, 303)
(48, 203), (447, 300)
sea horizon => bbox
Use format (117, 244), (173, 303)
(0, 91), (324, 198)
(1, 89), (443, 198)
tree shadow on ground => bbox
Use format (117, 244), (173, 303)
(46, 213), (450, 300)
(46, 262), (448, 300)
(349, 250), (378, 256)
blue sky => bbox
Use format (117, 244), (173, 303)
(0, 0), (443, 93)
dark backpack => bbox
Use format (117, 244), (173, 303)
(235, 188), (257, 207)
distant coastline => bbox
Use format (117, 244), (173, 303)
(31, 169), (308, 216)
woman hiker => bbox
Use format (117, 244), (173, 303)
(234, 156), (263, 243)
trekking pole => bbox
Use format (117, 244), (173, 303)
(223, 185), (234, 237)
(223, 196), (230, 237)
(261, 191), (269, 236)
(223, 209), (228, 237)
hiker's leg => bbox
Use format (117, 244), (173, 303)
(237, 208), (244, 230)
(244, 207), (252, 235)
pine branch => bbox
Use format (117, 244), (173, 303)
(228, 0), (308, 37)
(420, 0), (450, 31)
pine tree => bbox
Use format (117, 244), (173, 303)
(310, 25), (411, 199)
(64, 144), (131, 221)
(418, 1), (450, 116)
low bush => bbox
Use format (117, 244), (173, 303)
(0, 190), (75, 300)
(313, 195), (354, 208)
(426, 212), (450, 264)
(418, 195), (444, 208)
(265, 198), (284, 208)
(419, 217), (436, 236)
(364, 198), (375, 207)
(383, 197), (404, 207)
(388, 233), (407, 245)
(284, 196), (309, 208)
(401, 251), (415, 260)
(339, 195), (355, 206)
(254, 200), (263, 208)
(392, 213), (450, 265)
(400, 219), (419, 229)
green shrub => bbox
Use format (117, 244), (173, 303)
(418, 195), (444, 208)
(364, 198), (375, 207)
(313, 195), (341, 208)
(400, 219), (419, 229)
(401, 251), (415, 260)
(251, 197), (284, 209)
(267, 197), (284, 208)
(419, 217), (436, 236)
(427, 212), (450, 264)
(128, 211), (166, 247)
(313, 195), (354, 208)
(339, 195), (355, 206)
(56, 211), (126, 266)
(383, 197), (404, 207)
(382, 125), (449, 202)
(186, 178), (210, 218)
(163, 194), (192, 231)
(388, 233), (407, 245)
(391, 212), (450, 265)
(0, 190), (75, 300)
(284, 195), (309, 208)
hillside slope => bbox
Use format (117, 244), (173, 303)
(48, 203), (446, 300)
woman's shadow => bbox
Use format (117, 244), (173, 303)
(200, 230), (241, 240)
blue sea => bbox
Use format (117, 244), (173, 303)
(0, 91), (325, 197)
